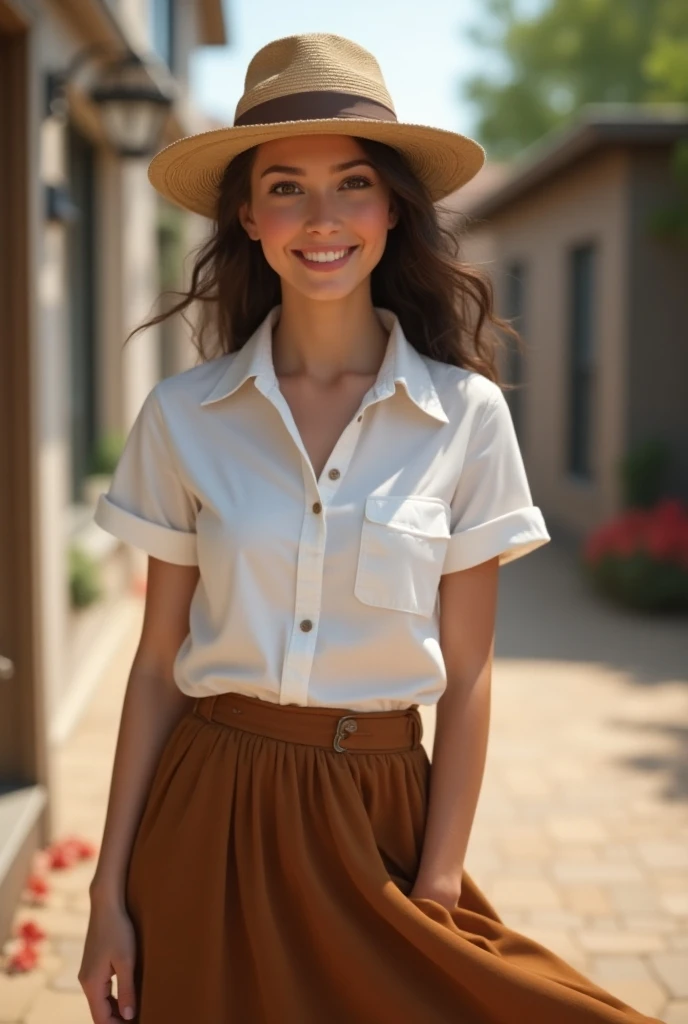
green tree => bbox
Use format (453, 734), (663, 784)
(462, 0), (688, 158)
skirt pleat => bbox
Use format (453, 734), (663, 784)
(125, 697), (662, 1023)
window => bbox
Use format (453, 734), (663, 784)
(567, 244), (596, 479)
(149, 0), (175, 71)
(503, 261), (526, 440)
(67, 126), (98, 504)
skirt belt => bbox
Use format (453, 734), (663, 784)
(193, 691), (423, 754)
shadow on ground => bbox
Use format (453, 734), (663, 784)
(495, 533), (688, 687)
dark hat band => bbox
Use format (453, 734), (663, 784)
(234, 90), (398, 127)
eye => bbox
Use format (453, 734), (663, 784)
(340, 175), (373, 190)
(268, 181), (302, 196)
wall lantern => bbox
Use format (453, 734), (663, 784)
(47, 43), (177, 158)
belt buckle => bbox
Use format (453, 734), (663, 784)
(333, 715), (358, 752)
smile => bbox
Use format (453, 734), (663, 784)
(293, 246), (357, 270)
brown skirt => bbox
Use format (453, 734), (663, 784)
(126, 691), (661, 1024)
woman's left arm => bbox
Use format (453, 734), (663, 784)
(410, 555), (499, 909)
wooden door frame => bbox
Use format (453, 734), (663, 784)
(0, 0), (50, 946)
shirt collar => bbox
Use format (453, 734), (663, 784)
(199, 305), (449, 424)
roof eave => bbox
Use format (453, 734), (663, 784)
(468, 105), (688, 222)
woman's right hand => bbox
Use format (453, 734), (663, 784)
(78, 898), (138, 1022)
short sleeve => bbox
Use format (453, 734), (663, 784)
(93, 387), (199, 566)
(442, 387), (550, 574)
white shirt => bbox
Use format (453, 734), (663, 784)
(94, 306), (550, 711)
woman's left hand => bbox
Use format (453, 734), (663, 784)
(409, 875), (462, 911)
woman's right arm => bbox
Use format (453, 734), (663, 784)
(88, 555), (199, 906)
(80, 555), (199, 1022)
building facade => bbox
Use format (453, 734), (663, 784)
(454, 107), (688, 541)
(0, 0), (228, 943)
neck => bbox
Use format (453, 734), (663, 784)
(271, 283), (389, 384)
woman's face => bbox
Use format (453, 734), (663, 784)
(238, 134), (398, 303)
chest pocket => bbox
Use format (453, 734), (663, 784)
(354, 495), (451, 617)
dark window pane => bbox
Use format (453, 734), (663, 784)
(567, 245), (596, 478)
(504, 262), (526, 440)
(67, 127), (98, 504)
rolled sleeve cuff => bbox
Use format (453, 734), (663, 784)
(442, 506), (550, 574)
(94, 494), (198, 566)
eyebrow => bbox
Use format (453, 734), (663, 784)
(259, 158), (376, 179)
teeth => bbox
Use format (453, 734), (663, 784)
(301, 248), (350, 263)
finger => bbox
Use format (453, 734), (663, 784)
(82, 977), (115, 1024)
(114, 962), (137, 1021)
(106, 992), (133, 1019)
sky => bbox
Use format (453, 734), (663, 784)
(189, 0), (497, 138)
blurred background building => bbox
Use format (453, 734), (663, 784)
(453, 106), (688, 536)
(0, 0), (229, 940)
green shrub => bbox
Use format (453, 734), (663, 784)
(581, 500), (688, 613)
(619, 438), (671, 509)
(88, 432), (126, 476)
(69, 546), (102, 608)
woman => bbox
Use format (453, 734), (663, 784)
(80, 32), (662, 1024)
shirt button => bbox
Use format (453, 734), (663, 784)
(357, 415), (362, 422)
(328, 468), (340, 480)
(300, 619), (313, 632)
(312, 501), (322, 514)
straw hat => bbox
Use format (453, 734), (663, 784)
(148, 33), (485, 219)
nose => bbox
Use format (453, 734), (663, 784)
(303, 191), (341, 235)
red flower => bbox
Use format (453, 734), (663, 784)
(584, 500), (688, 568)
(24, 874), (49, 901)
(16, 920), (46, 943)
(47, 844), (77, 870)
(46, 835), (97, 869)
(6, 942), (39, 973)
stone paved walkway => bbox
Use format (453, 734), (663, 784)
(1, 539), (686, 1022)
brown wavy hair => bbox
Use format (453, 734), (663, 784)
(126, 137), (520, 384)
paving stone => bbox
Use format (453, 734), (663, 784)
(488, 878), (562, 910)
(609, 883), (661, 914)
(636, 842), (688, 871)
(546, 816), (610, 844)
(657, 875), (688, 893)
(601, 843), (638, 864)
(66, 893), (92, 915)
(494, 859), (547, 879)
(498, 831), (554, 859)
(560, 883), (614, 915)
(587, 955), (668, 1018)
(525, 908), (586, 930)
(43, 863), (97, 895)
(35, 948), (63, 981)
(552, 843), (599, 862)
(24, 989), (92, 1024)
(48, 938), (86, 994)
(0, 970), (50, 1022)
(663, 999), (688, 1023)
(578, 929), (666, 954)
(502, 767), (554, 797)
(552, 860), (645, 884)
(649, 953), (688, 999)
(13, 907), (87, 942)
(514, 926), (588, 972)
(660, 893), (688, 917)
(622, 913), (679, 934)
(586, 915), (624, 930)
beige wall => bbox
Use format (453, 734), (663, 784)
(464, 150), (632, 538)
(627, 147), (688, 499)
(35, 0), (202, 736)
